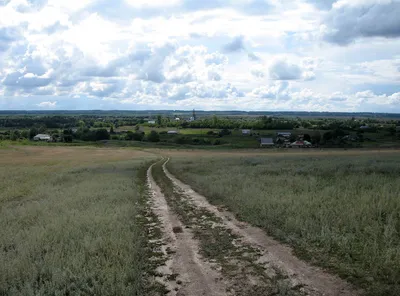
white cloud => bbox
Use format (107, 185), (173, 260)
(125, 0), (181, 8)
(37, 101), (57, 108)
(322, 0), (400, 45)
(0, 0), (399, 112)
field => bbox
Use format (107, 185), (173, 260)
(2, 145), (400, 295)
(0, 147), (162, 295)
(167, 152), (400, 295)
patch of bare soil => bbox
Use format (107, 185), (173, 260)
(147, 161), (227, 296)
(162, 158), (360, 296)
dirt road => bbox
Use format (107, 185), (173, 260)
(147, 159), (360, 296)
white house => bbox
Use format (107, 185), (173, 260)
(33, 134), (52, 142)
(167, 130), (179, 134)
(242, 129), (251, 135)
(148, 120), (156, 124)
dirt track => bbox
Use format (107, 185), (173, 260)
(147, 158), (360, 296)
(147, 161), (227, 296)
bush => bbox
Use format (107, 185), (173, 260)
(63, 135), (73, 143)
(219, 129), (231, 137)
(95, 129), (110, 141)
(147, 131), (160, 142)
(207, 131), (215, 135)
(175, 136), (187, 145)
(213, 139), (221, 145)
(126, 131), (144, 141)
(159, 131), (167, 135)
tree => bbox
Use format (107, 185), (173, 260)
(21, 130), (29, 139)
(110, 125), (115, 134)
(303, 134), (312, 142)
(10, 130), (20, 141)
(63, 135), (73, 143)
(219, 129), (231, 137)
(147, 130), (160, 142)
(322, 131), (333, 142)
(95, 129), (110, 141)
(126, 131), (144, 141)
(311, 132), (321, 144)
(29, 127), (38, 139)
(157, 115), (162, 126)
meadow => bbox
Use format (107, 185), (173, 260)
(0, 147), (159, 295)
(167, 152), (400, 296)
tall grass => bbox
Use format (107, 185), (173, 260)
(168, 153), (400, 296)
(0, 147), (157, 295)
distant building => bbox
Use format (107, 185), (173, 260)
(167, 130), (179, 134)
(148, 120), (156, 124)
(360, 125), (370, 129)
(33, 134), (52, 142)
(242, 129), (251, 135)
(175, 118), (180, 121)
(189, 117), (195, 122)
(260, 138), (274, 147)
(276, 132), (292, 138)
(291, 140), (312, 148)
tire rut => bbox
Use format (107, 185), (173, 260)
(147, 161), (227, 296)
(162, 158), (361, 296)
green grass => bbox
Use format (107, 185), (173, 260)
(0, 148), (165, 295)
(168, 153), (400, 296)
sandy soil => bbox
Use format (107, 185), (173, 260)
(161, 158), (361, 296)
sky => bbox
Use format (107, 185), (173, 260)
(0, 0), (399, 112)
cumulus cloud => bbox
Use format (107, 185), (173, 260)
(223, 35), (245, 53)
(37, 101), (57, 108)
(269, 59), (302, 80)
(322, 0), (400, 45)
(0, 27), (19, 52)
(248, 52), (261, 61)
(3, 71), (52, 88)
(0, 0), (399, 112)
(125, 0), (181, 8)
(306, 0), (337, 9)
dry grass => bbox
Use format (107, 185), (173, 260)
(168, 152), (400, 296)
(0, 147), (158, 295)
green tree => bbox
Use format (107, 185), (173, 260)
(29, 127), (38, 139)
(21, 130), (29, 139)
(10, 130), (20, 141)
(126, 131), (144, 141)
(147, 130), (160, 142)
(95, 129), (110, 141)
(303, 134), (312, 142)
(157, 115), (162, 126)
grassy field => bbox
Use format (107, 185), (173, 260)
(0, 147), (163, 295)
(167, 152), (400, 296)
